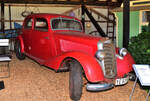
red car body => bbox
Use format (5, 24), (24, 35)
(16, 13), (135, 100)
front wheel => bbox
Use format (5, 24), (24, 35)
(15, 41), (25, 60)
(69, 60), (83, 101)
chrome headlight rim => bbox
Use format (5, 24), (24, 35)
(97, 41), (103, 50)
(95, 50), (105, 61)
(119, 48), (127, 57)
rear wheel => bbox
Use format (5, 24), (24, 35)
(69, 60), (83, 101)
(15, 41), (25, 60)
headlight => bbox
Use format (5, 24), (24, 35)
(95, 50), (105, 60)
(119, 48), (127, 57)
(97, 41), (103, 50)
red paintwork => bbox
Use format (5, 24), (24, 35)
(17, 36), (24, 53)
(117, 52), (135, 77)
(115, 47), (135, 77)
(44, 51), (104, 82)
(17, 13), (135, 83)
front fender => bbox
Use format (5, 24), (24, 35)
(116, 52), (135, 77)
(16, 35), (24, 53)
(44, 51), (104, 82)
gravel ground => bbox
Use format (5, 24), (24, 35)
(0, 54), (149, 101)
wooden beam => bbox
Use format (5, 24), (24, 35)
(85, 20), (110, 23)
(1, 1), (5, 33)
(83, 5), (107, 37)
(4, 4), (78, 7)
(107, 0), (112, 2)
(3, 4), (117, 9)
(62, 5), (80, 15)
(81, 4), (85, 31)
(0, 20), (23, 22)
(112, 5), (150, 12)
(3, 0), (122, 7)
(9, 5), (12, 29)
(123, 0), (130, 48)
(87, 7), (115, 23)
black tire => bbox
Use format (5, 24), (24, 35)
(69, 60), (83, 101)
(15, 41), (25, 60)
(129, 72), (136, 81)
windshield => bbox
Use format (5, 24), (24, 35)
(51, 18), (82, 31)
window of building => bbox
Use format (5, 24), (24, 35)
(141, 10), (150, 25)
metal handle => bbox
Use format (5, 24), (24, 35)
(44, 37), (49, 40)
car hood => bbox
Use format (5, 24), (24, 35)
(54, 31), (107, 44)
(53, 31), (109, 55)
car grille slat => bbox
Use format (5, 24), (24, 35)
(103, 43), (117, 78)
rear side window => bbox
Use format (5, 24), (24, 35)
(51, 18), (82, 31)
(34, 18), (48, 31)
(24, 18), (32, 29)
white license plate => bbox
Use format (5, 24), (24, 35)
(115, 76), (129, 86)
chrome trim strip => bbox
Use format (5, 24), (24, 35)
(116, 54), (124, 60)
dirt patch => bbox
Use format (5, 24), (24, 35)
(0, 54), (148, 101)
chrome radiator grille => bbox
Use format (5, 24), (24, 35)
(103, 43), (117, 78)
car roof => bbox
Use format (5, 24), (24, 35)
(26, 13), (80, 21)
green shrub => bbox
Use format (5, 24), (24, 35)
(128, 32), (150, 64)
(142, 25), (150, 32)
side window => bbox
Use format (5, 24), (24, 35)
(24, 18), (32, 29)
(34, 18), (48, 31)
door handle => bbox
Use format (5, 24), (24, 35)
(44, 37), (49, 40)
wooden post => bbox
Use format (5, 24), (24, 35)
(123, 0), (130, 48)
(1, 1), (5, 34)
(9, 5), (12, 30)
(81, 4), (85, 32)
(0, 1), (6, 54)
(83, 5), (107, 37)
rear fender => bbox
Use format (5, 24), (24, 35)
(16, 35), (24, 53)
(44, 51), (104, 82)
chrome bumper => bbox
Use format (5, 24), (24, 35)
(86, 83), (114, 92)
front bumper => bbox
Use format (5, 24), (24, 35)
(86, 83), (114, 91)
(86, 75), (129, 92)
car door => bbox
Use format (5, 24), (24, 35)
(22, 17), (33, 54)
(30, 17), (52, 63)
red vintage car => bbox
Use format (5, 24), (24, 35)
(15, 13), (135, 101)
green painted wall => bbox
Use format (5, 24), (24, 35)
(116, 11), (139, 48)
